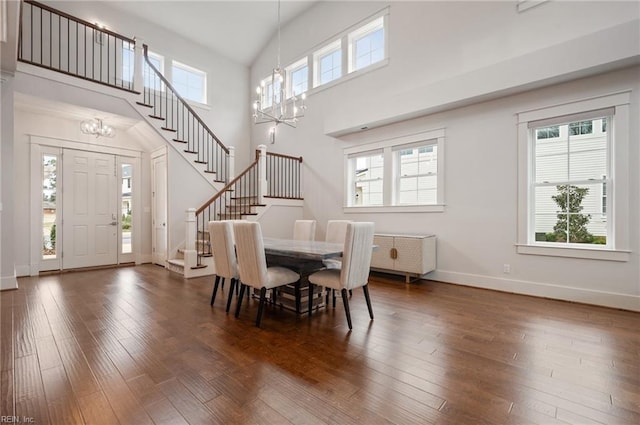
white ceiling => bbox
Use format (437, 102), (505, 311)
(105, 0), (319, 66)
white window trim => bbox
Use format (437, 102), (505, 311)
(516, 91), (631, 262)
(171, 60), (207, 105)
(344, 128), (446, 213)
(393, 140), (438, 206)
(313, 39), (342, 88)
(286, 57), (308, 99)
(348, 15), (386, 74)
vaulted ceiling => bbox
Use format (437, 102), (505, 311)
(105, 0), (319, 66)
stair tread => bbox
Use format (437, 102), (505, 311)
(149, 115), (165, 120)
(172, 139), (188, 144)
(161, 127), (177, 132)
(191, 264), (208, 270)
(136, 101), (153, 108)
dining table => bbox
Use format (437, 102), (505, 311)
(262, 237), (344, 315)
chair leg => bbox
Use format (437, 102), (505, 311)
(341, 288), (353, 330)
(210, 276), (221, 306)
(235, 283), (246, 318)
(225, 278), (236, 313)
(363, 284), (374, 320)
(349, 289), (353, 297)
(333, 289), (337, 308)
(308, 283), (314, 318)
(256, 287), (267, 327)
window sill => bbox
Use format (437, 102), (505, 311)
(516, 244), (630, 262)
(312, 58), (389, 96)
(344, 204), (445, 214)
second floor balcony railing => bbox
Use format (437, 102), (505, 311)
(18, 0), (137, 92)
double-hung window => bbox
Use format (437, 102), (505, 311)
(172, 61), (207, 104)
(348, 150), (384, 206)
(344, 128), (445, 212)
(395, 142), (438, 205)
(517, 92), (630, 261)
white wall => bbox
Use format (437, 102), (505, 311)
(166, 147), (219, 258)
(0, 74), (17, 289)
(250, 1), (640, 309)
(44, 0), (252, 166)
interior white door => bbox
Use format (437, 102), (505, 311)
(62, 149), (118, 269)
(152, 154), (168, 265)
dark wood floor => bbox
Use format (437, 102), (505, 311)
(1, 265), (638, 425)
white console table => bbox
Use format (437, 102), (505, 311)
(370, 233), (436, 283)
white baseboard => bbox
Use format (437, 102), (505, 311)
(0, 273), (18, 290)
(137, 254), (153, 264)
(15, 264), (31, 277)
(430, 270), (640, 312)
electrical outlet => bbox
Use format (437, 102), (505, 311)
(503, 264), (511, 274)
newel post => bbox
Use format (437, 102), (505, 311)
(185, 208), (196, 251)
(133, 37), (144, 92)
(257, 144), (267, 205)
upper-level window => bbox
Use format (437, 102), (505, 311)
(172, 61), (207, 104)
(344, 128), (445, 211)
(286, 58), (308, 98)
(516, 91), (631, 261)
(122, 43), (164, 90)
(144, 53), (164, 91)
(313, 40), (342, 87)
(259, 74), (281, 109)
(348, 16), (385, 73)
(122, 42), (135, 84)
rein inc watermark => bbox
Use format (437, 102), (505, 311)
(0, 417), (35, 423)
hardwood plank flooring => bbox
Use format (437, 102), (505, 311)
(0, 264), (638, 424)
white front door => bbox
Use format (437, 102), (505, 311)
(62, 149), (118, 269)
(152, 154), (168, 265)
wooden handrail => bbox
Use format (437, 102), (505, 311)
(24, 0), (136, 44)
(143, 44), (229, 154)
(266, 151), (303, 162)
(195, 158), (259, 215)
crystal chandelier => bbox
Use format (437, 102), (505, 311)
(80, 118), (115, 138)
(253, 0), (306, 143)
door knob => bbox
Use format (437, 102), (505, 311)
(110, 221), (118, 226)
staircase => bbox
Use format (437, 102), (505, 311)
(16, 0), (304, 278)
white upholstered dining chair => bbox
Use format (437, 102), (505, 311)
(208, 220), (240, 312)
(293, 219), (316, 241)
(233, 221), (300, 327)
(323, 220), (352, 270)
(308, 222), (375, 330)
